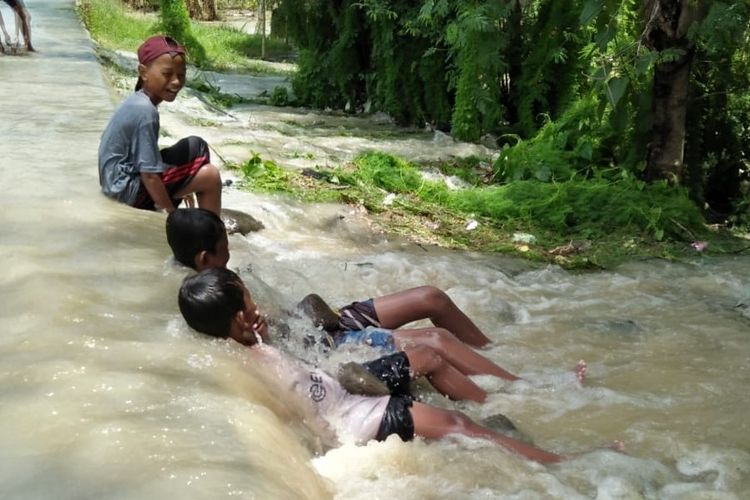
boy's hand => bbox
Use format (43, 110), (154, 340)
(182, 194), (195, 208)
(251, 310), (269, 342)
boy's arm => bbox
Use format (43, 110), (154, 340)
(140, 172), (176, 213)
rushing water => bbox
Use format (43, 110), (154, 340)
(2, 1), (750, 498)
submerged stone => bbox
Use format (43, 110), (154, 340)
(297, 293), (340, 332)
(337, 362), (391, 397)
(221, 207), (264, 234)
(482, 413), (534, 444)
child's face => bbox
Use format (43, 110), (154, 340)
(236, 284), (269, 344)
(138, 53), (186, 105)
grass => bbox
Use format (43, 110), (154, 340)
(227, 151), (749, 269)
(77, 0), (294, 73)
(79, 0), (749, 267)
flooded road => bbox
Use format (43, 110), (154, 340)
(1, 1), (749, 498)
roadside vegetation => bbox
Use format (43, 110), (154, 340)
(77, 0), (292, 73)
(229, 151), (748, 269)
(79, 0), (750, 268)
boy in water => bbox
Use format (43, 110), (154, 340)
(178, 267), (565, 463)
(98, 35), (222, 215)
(165, 208), (587, 403)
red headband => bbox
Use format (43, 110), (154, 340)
(137, 35), (186, 65)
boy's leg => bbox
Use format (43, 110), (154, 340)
(0, 10), (11, 46)
(393, 327), (520, 381)
(409, 401), (562, 464)
(11, 3), (32, 51)
(173, 164), (221, 214)
(372, 286), (492, 347)
(402, 345), (487, 402)
(160, 136), (222, 215)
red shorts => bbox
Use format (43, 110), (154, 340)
(133, 136), (210, 211)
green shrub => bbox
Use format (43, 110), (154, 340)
(158, 0), (207, 65)
(269, 85), (290, 106)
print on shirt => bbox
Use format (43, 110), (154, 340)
(309, 372), (326, 402)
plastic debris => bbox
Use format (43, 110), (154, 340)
(691, 241), (708, 252)
(465, 219), (479, 231)
(512, 232), (537, 244)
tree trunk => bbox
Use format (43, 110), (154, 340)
(642, 0), (705, 182)
(185, 0), (217, 21)
(646, 46), (692, 182)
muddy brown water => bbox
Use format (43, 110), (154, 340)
(1, 1), (749, 498)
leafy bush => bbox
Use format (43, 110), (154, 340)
(269, 85), (290, 106)
(347, 153), (705, 241)
(158, 0), (207, 65)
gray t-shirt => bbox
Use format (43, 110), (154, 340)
(98, 91), (165, 204)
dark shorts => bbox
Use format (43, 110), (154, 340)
(133, 136), (211, 211)
(375, 395), (414, 442)
(338, 298), (381, 331)
(361, 351), (412, 397)
(3, 0), (19, 9)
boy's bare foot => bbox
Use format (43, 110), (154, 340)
(610, 440), (626, 453)
(575, 360), (587, 383)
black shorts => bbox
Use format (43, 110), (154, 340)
(361, 351), (412, 397)
(375, 395), (414, 442)
(3, 0), (19, 9)
(133, 136), (211, 211)
(338, 298), (381, 331)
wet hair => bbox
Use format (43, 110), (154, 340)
(178, 268), (245, 338)
(166, 208), (225, 269)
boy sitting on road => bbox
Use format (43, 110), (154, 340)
(178, 267), (567, 463)
(98, 35), (222, 215)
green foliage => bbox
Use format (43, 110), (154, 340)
(339, 152), (424, 193)
(493, 95), (611, 182)
(190, 22), (292, 70)
(269, 85), (291, 106)
(241, 151), (707, 244)
(83, 0), (750, 226)
(348, 153), (706, 241)
(78, 0), (291, 73)
(77, 0), (152, 51)
(158, 0), (207, 65)
(236, 152), (295, 192)
(159, 0), (190, 40)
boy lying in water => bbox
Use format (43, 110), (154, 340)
(178, 267), (569, 463)
(166, 208), (587, 403)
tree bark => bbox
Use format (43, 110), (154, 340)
(646, 45), (693, 182)
(642, 0), (705, 182)
(185, 0), (217, 21)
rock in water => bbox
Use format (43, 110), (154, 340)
(482, 413), (534, 444)
(221, 208), (264, 235)
(337, 362), (391, 397)
(297, 293), (341, 332)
